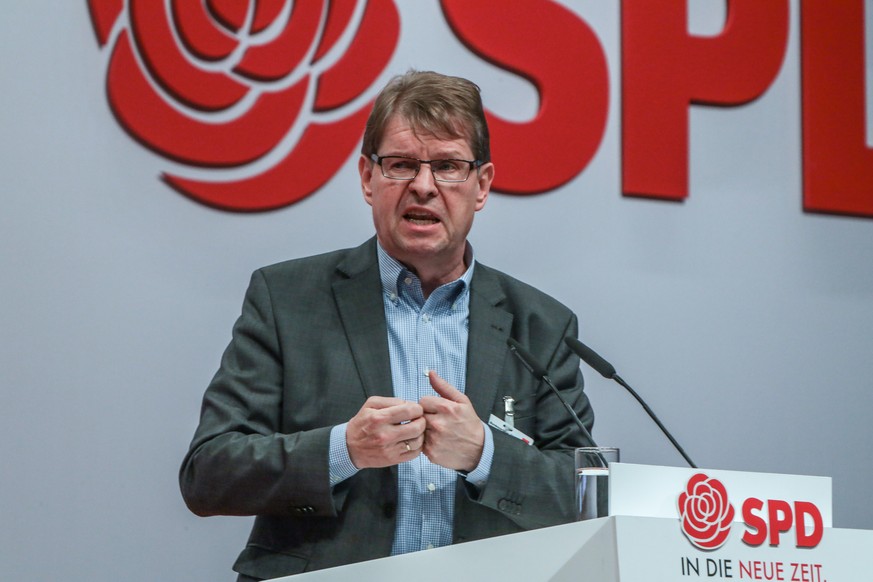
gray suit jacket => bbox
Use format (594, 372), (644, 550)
(180, 238), (594, 580)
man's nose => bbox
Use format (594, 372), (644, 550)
(409, 162), (438, 196)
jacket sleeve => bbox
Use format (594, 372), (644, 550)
(179, 269), (340, 518)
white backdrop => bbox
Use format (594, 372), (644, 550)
(2, 2), (872, 580)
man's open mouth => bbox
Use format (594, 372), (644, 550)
(404, 212), (440, 225)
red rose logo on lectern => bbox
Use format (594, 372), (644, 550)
(678, 473), (735, 550)
(87, 0), (399, 211)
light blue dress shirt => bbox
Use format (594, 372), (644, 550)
(328, 242), (494, 555)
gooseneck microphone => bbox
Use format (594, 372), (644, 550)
(506, 338), (596, 446)
(564, 336), (697, 468)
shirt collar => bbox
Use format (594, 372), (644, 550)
(377, 241), (476, 299)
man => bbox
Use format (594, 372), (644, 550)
(180, 70), (595, 581)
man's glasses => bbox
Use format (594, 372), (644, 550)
(370, 154), (483, 183)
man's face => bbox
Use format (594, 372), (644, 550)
(359, 116), (494, 276)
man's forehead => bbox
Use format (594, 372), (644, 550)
(381, 116), (473, 154)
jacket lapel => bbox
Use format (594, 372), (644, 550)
(465, 264), (514, 420)
(332, 238), (395, 399)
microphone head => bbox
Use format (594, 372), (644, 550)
(506, 338), (549, 380)
(564, 337), (616, 379)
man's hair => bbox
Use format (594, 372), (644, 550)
(361, 70), (491, 163)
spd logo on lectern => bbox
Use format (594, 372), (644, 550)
(677, 473), (824, 550)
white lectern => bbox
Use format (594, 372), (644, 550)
(269, 464), (873, 581)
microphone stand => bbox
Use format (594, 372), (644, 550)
(564, 336), (697, 469)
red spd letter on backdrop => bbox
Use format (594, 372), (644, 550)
(441, 0), (609, 194)
(622, 0), (789, 201)
(802, 0), (873, 217)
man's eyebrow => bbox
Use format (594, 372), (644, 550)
(380, 151), (470, 160)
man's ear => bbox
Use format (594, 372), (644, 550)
(359, 154), (374, 207)
(474, 162), (494, 211)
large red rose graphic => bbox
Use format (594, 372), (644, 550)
(678, 473), (735, 550)
(88, 0), (399, 211)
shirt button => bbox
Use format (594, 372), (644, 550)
(427, 483), (436, 492)
(404, 277), (412, 285)
(426, 543), (435, 550)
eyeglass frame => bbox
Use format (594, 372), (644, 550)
(369, 154), (484, 183)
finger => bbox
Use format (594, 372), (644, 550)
(427, 370), (467, 403)
(419, 395), (446, 414)
(374, 401), (425, 425)
(394, 416), (426, 440)
(363, 396), (416, 410)
(348, 402), (421, 444)
(399, 431), (426, 453)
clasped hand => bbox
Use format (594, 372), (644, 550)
(346, 371), (484, 472)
